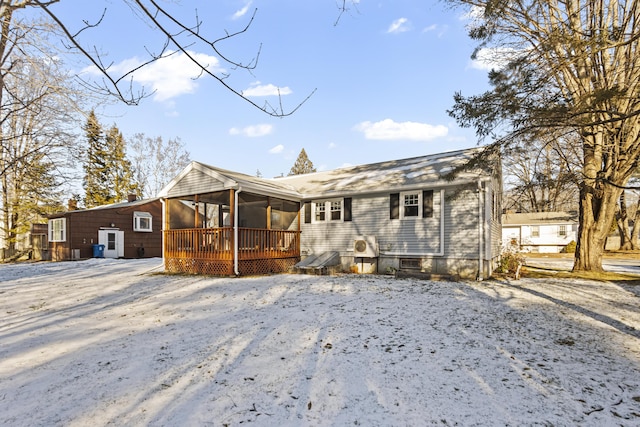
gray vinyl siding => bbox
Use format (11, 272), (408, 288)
(443, 186), (482, 259)
(166, 169), (226, 198)
(300, 185), (490, 262)
(489, 182), (503, 262)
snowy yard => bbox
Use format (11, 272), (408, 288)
(1, 258), (639, 426)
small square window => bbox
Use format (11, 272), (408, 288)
(558, 225), (567, 237)
(133, 212), (153, 232)
(531, 226), (540, 237)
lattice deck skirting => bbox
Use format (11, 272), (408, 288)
(165, 256), (299, 276)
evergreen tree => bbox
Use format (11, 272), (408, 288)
(83, 110), (111, 208)
(105, 125), (139, 201)
(83, 112), (140, 207)
(288, 148), (316, 176)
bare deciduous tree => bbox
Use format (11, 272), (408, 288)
(447, 0), (640, 271)
(0, 15), (81, 257)
(128, 133), (190, 199)
(2, 0), (316, 116)
(503, 134), (580, 213)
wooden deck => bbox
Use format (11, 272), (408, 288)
(164, 227), (300, 275)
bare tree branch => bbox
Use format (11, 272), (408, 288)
(28, 0), (315, 115)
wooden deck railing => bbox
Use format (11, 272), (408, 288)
(164, 227), (299, 261)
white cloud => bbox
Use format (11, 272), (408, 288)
(354, 119), (448, 141)
(328, 142), (337, 149)
(269, 144), (284, 154)
(82, 50), (224, 102)
(422, 24), (448, 38)
(232, 1), (253, 20)
(387, 18), (410, 34)
(460, 5), (485, 23)
(243, 81), (292, 97)
(470, 47), (517, 71)
(228, 124), (273, 137)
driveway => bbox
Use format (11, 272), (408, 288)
(525, 253), (640, 275)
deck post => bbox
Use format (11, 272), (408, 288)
(194, 194), (199, 228)
(231, 188), (240, 275)
(266, 196), (272, 230)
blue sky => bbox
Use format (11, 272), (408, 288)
(43, 0), (491, 180)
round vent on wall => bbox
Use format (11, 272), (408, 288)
(354, 240), (367, 253)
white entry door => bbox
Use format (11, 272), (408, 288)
(98, 229), (124, 258)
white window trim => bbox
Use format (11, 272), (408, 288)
(312, 199), (343, 223)
(48, 218), (67, 242)
(558, 225), (567, 237)
(531, 225), (540, 238)
(400, 191), (421, 219)
(133, 211), (153, 232)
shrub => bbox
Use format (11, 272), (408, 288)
(499, 249), (526, 275)
(564, 240), (577, 253)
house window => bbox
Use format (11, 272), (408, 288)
(314, 202), (326, 222)
(133, 212), (153, 232)
(558, 225), (567, 237)
(48, 218), (66, 242)
(330, 200), (342, 220)
(313, 199), (344, 222)
(531, 226), (540, 237)
(403, 193), (420, 217)
(391, 190), (437, 219)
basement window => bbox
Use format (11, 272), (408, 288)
(400, 258), (421, 270)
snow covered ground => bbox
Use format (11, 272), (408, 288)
(1, 258), (639, 426)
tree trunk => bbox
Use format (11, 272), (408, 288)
(630, 198), (640, 250)
(574, 187), (622, 271)
(573, 136), (622, 272)
(574, 197), (604, 271)
(617, 191), (633, 250)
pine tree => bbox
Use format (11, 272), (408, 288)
(288, 148), (316, 176)
(83, 110), (111, 208)
(83, 112), (140, 207)
(105, 125), (139, 201)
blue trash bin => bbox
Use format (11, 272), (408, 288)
(92, 244), (105, 258)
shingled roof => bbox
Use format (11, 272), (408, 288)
(159, 147), (494, 201)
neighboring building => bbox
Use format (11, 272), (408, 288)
(47, 195), (162, 261)
(30, 223), (50, 261)
(158, 148), (502, 279)
(502, 211), (578, 253)
(0, 222), (44, 261)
